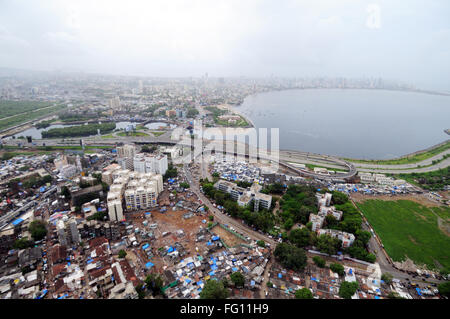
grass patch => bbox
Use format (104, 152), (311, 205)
(117, 131), (149, 137)
(101, 134), (115, 139)
(357, 199), (450, 270)
(0, 103), (66, 131)
(345, 141), (450, 165)
(150, 131), (165, 137)
(392, 167), (449, 191)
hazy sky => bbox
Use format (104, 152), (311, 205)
(1, 0), (449, 90)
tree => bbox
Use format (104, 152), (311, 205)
(288, 227), (313, 248)
(257, 240), (266, 248)
(180, 182), (190, 189)
(387, 291), (404, 299)
(339, 281), (359, 299)
(313, 256), (326, 268)
(200, 280), (229, 299)
(230, 272), (245, 288)
(355, 230), (372, 246)
(118, 250), (127, 259)
(209, 215), (214, 221)
(13, 238), (33, 250)
(330, 263), (345, 276)
(274, 243), (307, 272)
(145, 273), (164, 295)
(295, 288), (313, 299)
(331, 191), (348, 205)
(61, 186), (71, 199)
(283, 218), (294, 230)
(316, 234), (341, 255)
(381, 273), (393, 285)
(135, 284), (146, 299)
(187, 108), (199, 118)
(438, 281), (450, 298)
(29, 220), (47, 241)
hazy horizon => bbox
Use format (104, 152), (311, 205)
(1, 0), (450, 91)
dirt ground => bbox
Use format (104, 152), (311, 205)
(350, 192), (442, 207)
(210, 225), (246, 247)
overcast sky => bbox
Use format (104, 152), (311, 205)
(0, 0), (449, 90)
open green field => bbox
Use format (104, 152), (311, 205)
(0, 102), (66, 131)
(150, 131), (165, 137)
(100, 134), (115, 139)
(117, 131), (149, 137)
(345, 141), (450, 165)
(0, 100), (52, 118)
(357, 199), (450, 270)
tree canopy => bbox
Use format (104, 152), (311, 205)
(29, 220), (47, 241)
(230, 272), (245, 287)
(200, 280), (229, 299)
(295, 288), (313, 299)
(274, 243), (307, 272)
(339, 281), (359, 299)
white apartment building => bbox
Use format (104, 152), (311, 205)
(125, 185), (158, 211)
(118, 157), (134, 171)
(318, 228), (355, 248)
(103, 164), (164, 214)
(316, 192), (332, 208)
(309, 214), (324, 232)
(109, 96), (120, 109)
(108, 200), (124, 222)
(133, 153), (168, 175)
(214, 180), (272, 212)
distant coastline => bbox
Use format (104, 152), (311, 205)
(227, 88), (450, 161)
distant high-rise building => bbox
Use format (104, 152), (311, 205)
(109, 96), (120, 109)
(117, 144), (136, 158)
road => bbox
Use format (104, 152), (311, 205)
(0, 185), (57, 230)
(183, 163), (277, 246)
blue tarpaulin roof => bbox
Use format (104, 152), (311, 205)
(211, 265), (218, 271)
(142, 244), (149, 250)
(145, 262), (154, 269)
(232, 267), (238, 272)
(12, 218), (23, 226)
(416, 288), (422, 296)
(167, 247), (174, 253)
(87, 259), (93, 264)
(211, 236), (220, 241)
(209, 271), (215, 276)
(197, 281), (203, 286)
(278, 273), (282, 278)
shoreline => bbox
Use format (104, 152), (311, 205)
(226, 89), (450, 163)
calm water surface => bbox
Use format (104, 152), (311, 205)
(237, 89), (450, 159)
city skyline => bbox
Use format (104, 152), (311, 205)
(1, 1), (450, 91)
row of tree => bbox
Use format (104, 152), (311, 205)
(42, 122), (116, 138)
